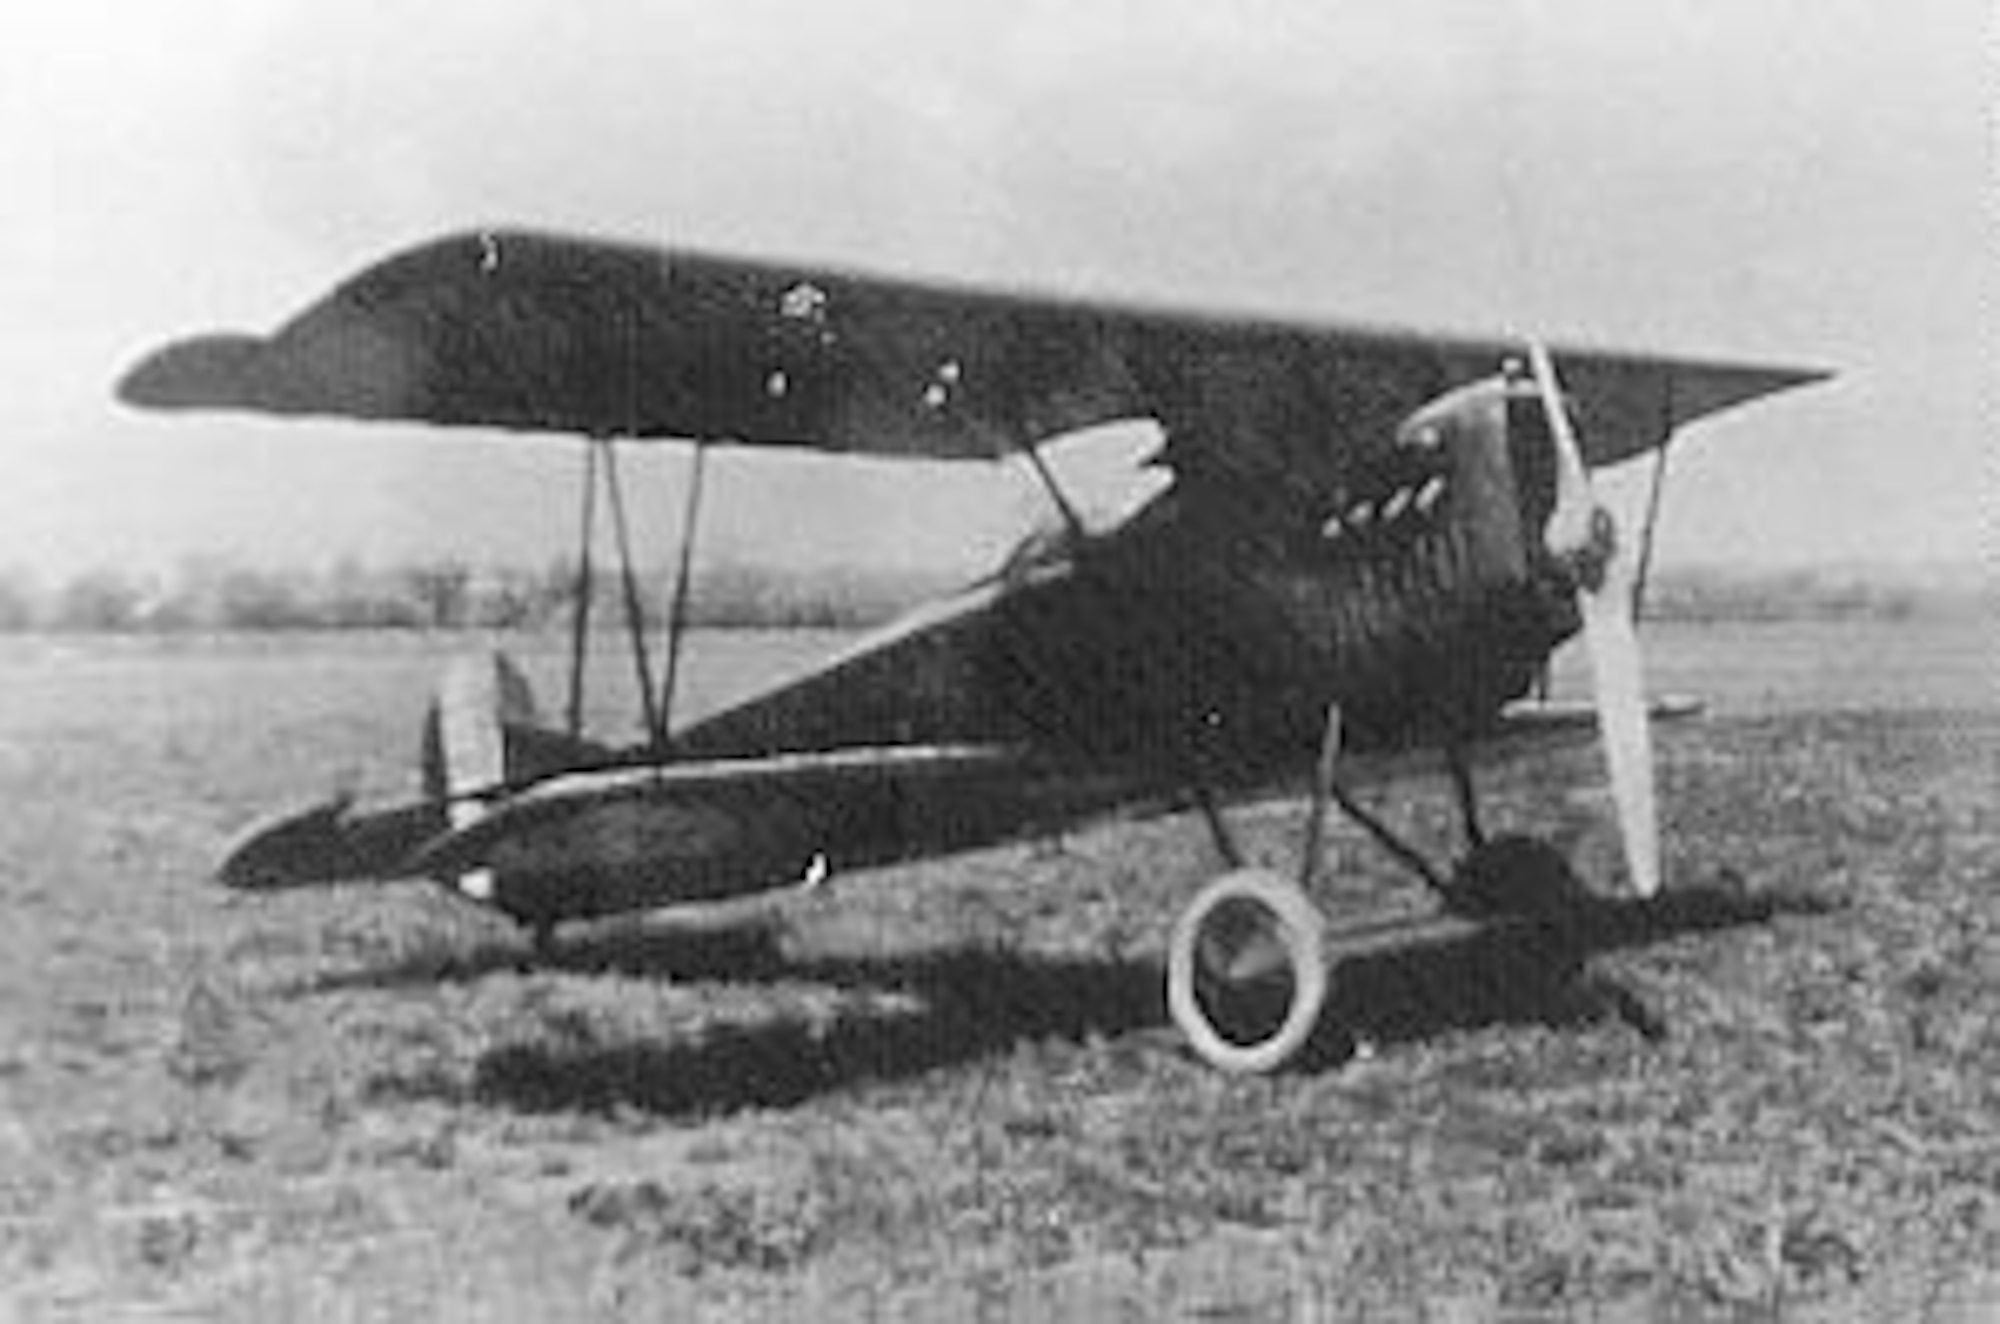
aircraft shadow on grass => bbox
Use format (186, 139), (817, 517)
(299, 881), (1832, 1119)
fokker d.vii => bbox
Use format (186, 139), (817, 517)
(119, 229), (1825, 1072)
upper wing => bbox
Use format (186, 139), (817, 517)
(118, 228), (1825, 471)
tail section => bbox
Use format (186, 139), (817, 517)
(421, 651), (539, 901)
(217, 649), (535, 893)
(217, 649), (619, 904)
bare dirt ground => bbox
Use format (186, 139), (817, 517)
(0, 626), (1994, 1320)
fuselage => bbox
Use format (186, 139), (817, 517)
(674, 374), (1579, 769)
(433, 376), (1586, 928)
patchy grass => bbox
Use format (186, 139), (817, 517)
(0, 634), (1993, 1318)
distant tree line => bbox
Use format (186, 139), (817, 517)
(0, 555), (963, 634)
(1639, 566), (1987, 623)
(0, 557), (1980, 633)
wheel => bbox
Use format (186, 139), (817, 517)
(1167, 868), (1329, 1074)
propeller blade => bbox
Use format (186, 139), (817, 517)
(1578, 549), (1661, 897)
(1525, 343), (1662, 898)
(1526, 344), (1595, 566)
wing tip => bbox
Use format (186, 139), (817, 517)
(115, 334), (270, 412)
(1736, 359), (1836, 415)
(1764, 361), (1836, 391)
(1667, 355), (1833, 429)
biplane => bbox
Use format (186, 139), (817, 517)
(119, 229), (1825, 1072)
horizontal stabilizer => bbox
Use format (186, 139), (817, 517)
(218, 794), (441, 891)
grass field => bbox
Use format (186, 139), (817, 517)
(0, 619), (1993, 1319)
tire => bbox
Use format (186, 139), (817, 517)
(1167, 868), (1329, 1075)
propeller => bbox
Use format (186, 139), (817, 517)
(1524, 343), (1661, 898)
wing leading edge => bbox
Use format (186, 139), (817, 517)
(118, 228), (1826, 470)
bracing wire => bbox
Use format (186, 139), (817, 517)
(655, 441), (710, 747)
(564, 442), (601, 736)
(600, 441), (662, 741)
(1633, 422), (1673, 621)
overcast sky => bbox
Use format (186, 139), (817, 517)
(2, 0), (1989, 581)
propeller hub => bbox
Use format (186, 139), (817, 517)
(1548, 503), (1618, 596)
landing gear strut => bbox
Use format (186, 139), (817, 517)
(1164, 707), (1587, 1075)
(1166, 705), (1344, 1075)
